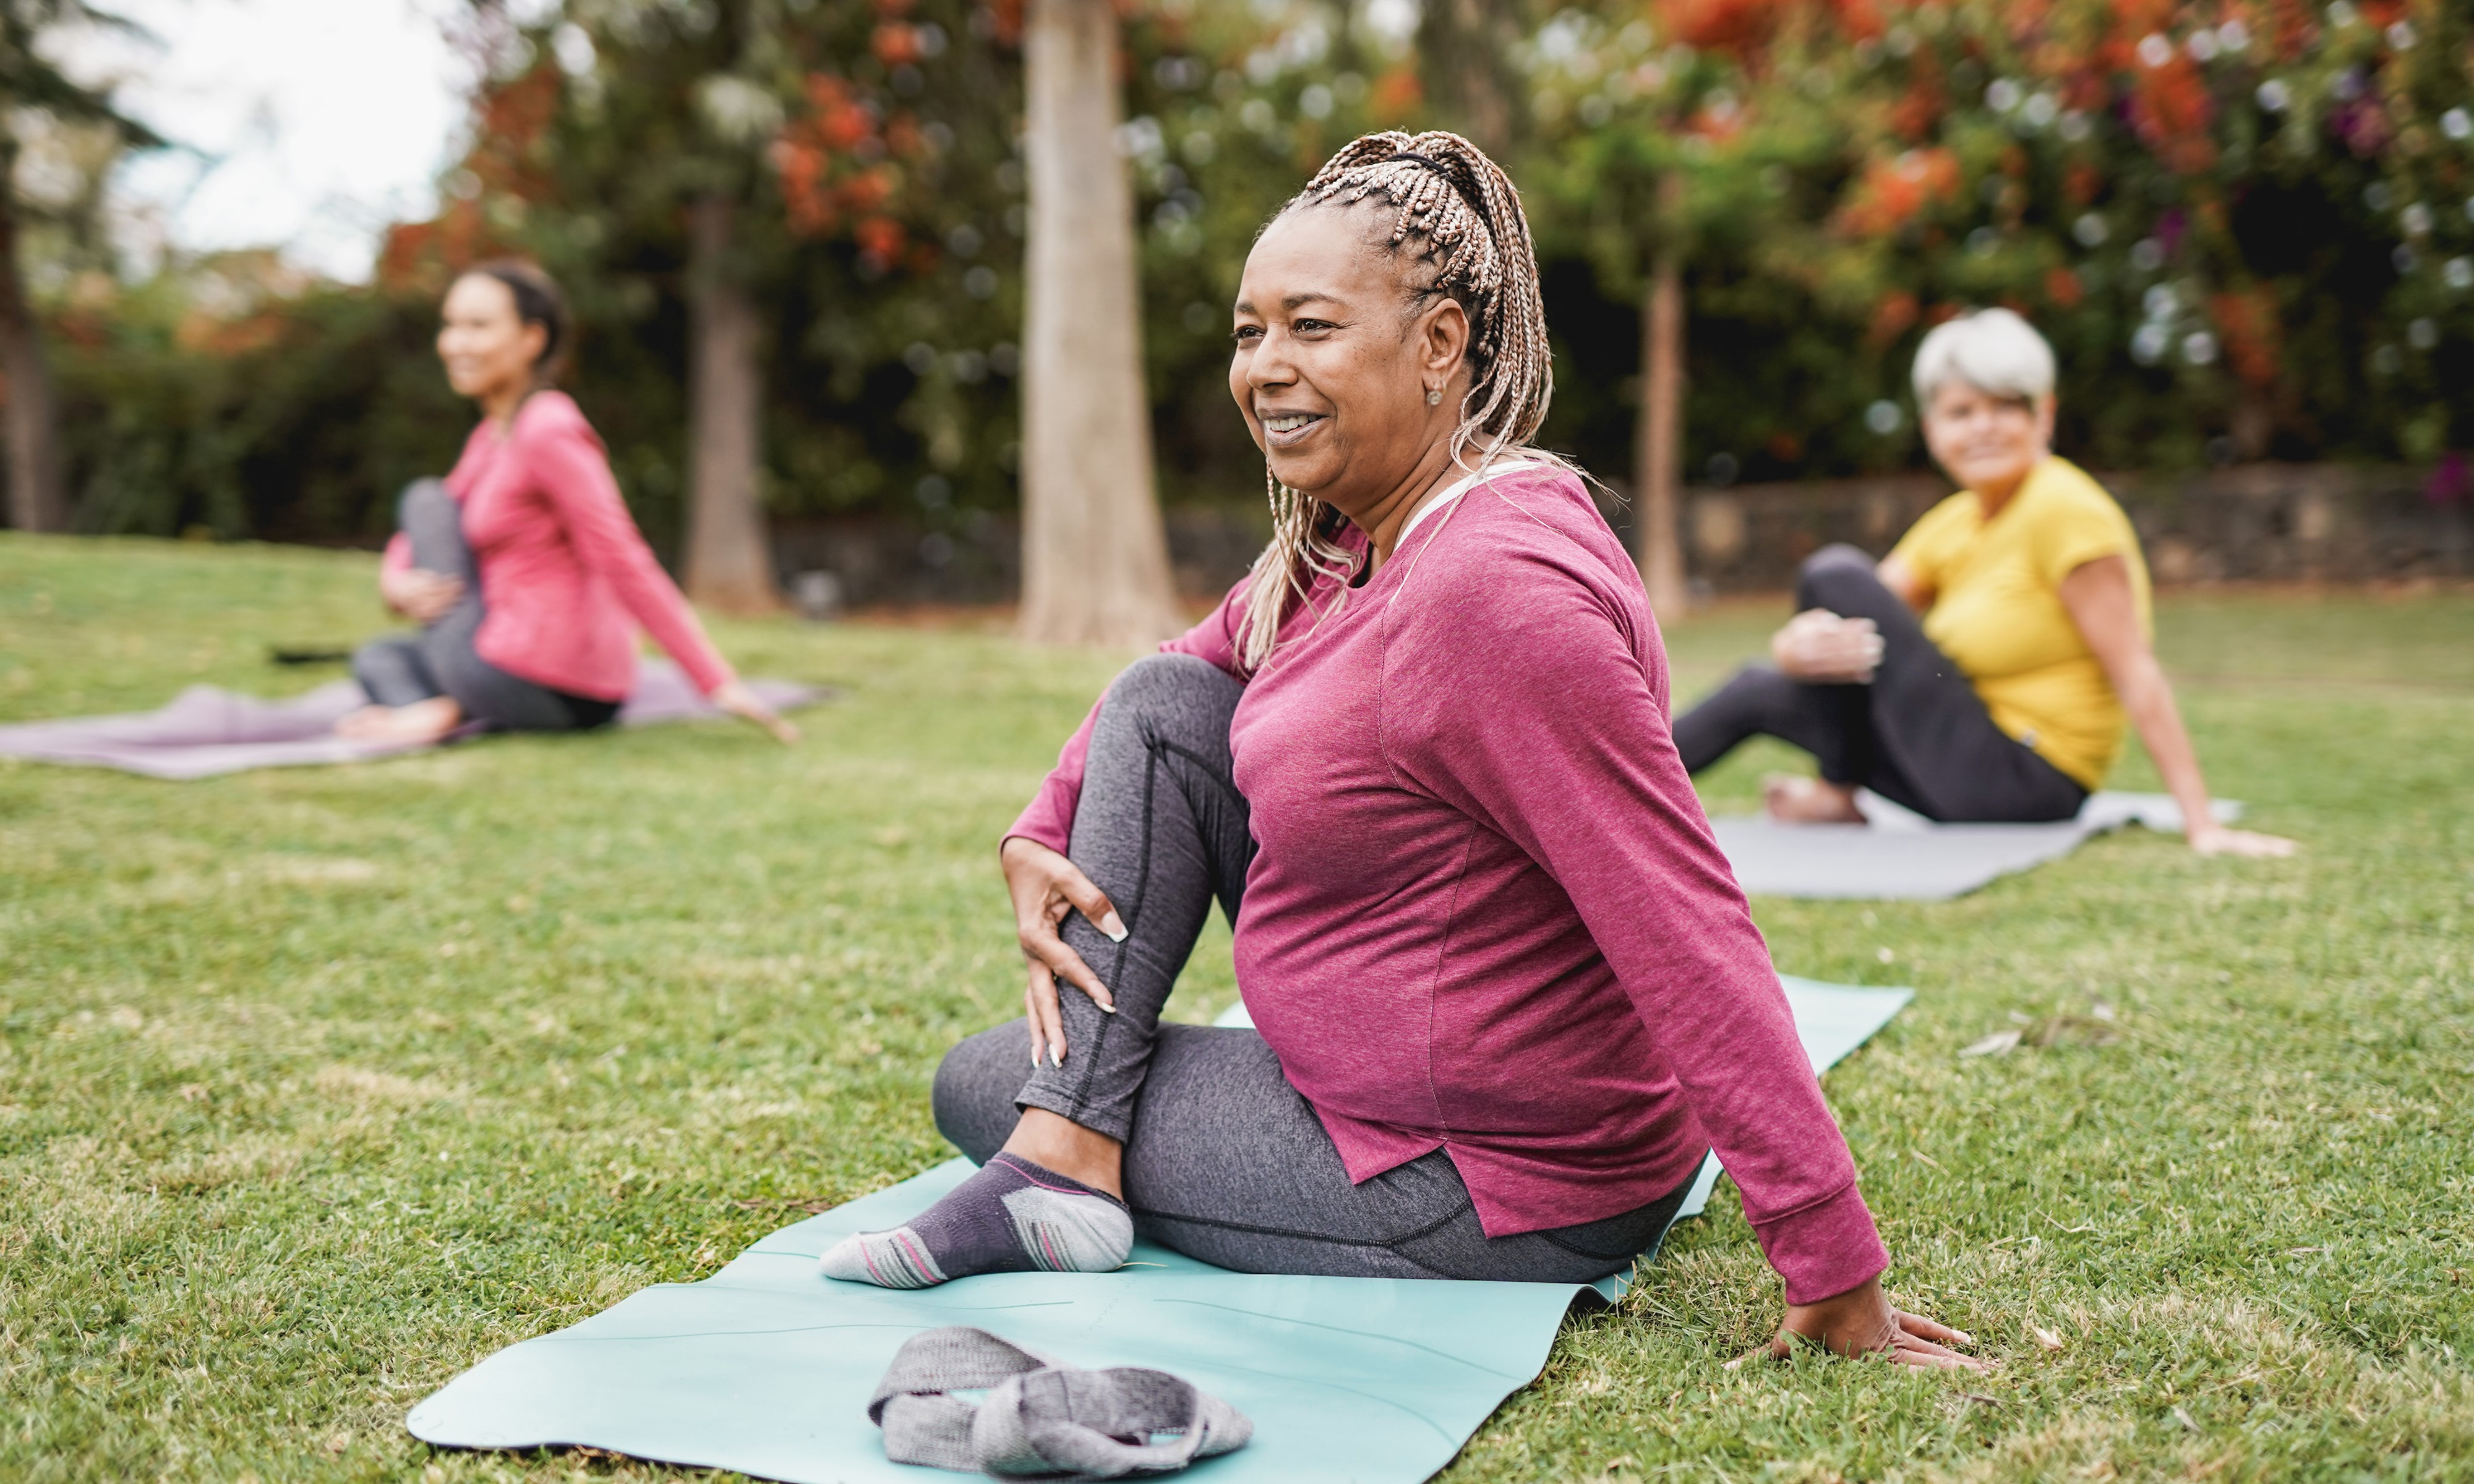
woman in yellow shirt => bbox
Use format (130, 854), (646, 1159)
(1673, 309), (2292, 856)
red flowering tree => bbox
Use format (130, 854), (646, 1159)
(1527, 0), (2474, 512)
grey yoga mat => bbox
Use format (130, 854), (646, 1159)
(1711, 790), (2243, 901)
(0, 660), (828, 780)
(406, 977), (1908, 1484)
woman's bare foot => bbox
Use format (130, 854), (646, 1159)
(1762, 774), (1867, 824)
(335, 697), (463, 746)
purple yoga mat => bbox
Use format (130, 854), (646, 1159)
(0, 661), (828, 781)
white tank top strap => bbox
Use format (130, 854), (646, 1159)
(1395, 457), (1549, 547)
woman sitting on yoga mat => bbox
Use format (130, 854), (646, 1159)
(1672, 309), (2290, 856)
(823, 132), (1982, 1371)
(338, 262), (794, 747)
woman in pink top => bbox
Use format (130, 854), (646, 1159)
(822, 135), (1980, 1370)
(340, 262), (793, 746)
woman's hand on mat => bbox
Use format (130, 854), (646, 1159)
(2188, 821), (2296, 858)
(1736, 1276), (1988, 1371)
(711, 680), (800, 745)
(1771, 610), (1884, 684)
(1003, 836), (1127, 1067)
(381, 566), (463, 623)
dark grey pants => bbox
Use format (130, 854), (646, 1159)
(350, 480), (618, 733)
(935, 653), (1693, 1282)
(1671, 545), (2087, 824)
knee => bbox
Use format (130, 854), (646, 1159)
(349, 634), (406, 681)
(1677, 662), (1796, 733)
(1097, 652), (1241, 744)
(1795, 544), (1880, 612)
(1106, 652), (1237, 712)
(931, 1024), (1027, 1165)
(1721, 661), (1799, 705)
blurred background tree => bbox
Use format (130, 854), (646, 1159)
(11, 0), (2470, 602)
(1017, 0), (1181, 647)
(0, 0), (158, 533)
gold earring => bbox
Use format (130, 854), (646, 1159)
(1426, 388), (1442, 406)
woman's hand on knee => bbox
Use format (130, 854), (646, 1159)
(1734, 1275), (1988, 1371)
(1002, 837), (1127, 1067)
(1770, 609), (1883, 684)
(380, 566), (463, 623)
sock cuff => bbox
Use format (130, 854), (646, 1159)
(990, 1153), (1128, 1211)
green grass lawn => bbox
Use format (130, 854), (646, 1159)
(3, 532), (2470, 1482)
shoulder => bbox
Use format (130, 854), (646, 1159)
(508, 391), (603, 454)
(1382, 464), (1663, 739)
(1424, 464), (1624, 578)
(1443, 461), (1612, 551)
(1904, 490), (1977, 541)
(1395, 462), (1647, 643)
(2023, 458), (2134, 534)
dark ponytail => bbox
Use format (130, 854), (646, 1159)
(466, 259), (571, 382)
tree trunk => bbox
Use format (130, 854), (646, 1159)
(1017, 0), (1181, 648)
(1416, 0), (1527, 155)
(1634, 236), (1689, 624)
(683, 190), (781, 615)
(0, 156), (69, 534)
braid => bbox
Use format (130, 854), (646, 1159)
(1238, 130), (1557, 672)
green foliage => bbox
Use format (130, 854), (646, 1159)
(1522, 0), (2474, 485)
(494, 0), (1412, 522)
(484, 0), (1030, 545)
(26, 0), (2474, 545)
(51, 271), (469, 542)
(0, 0), (160, 145)
(6, 536), (2474, 1478)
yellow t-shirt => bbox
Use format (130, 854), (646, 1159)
(1886, 458), (2150, 790)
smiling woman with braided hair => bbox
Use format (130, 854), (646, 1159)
(823, 132), (1982, 1371)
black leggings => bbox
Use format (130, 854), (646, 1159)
(935, 654), (1694, 1282)
(350, 481), (618, 733)
(1671, 545), (2087, 824)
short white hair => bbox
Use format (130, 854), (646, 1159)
(1911, 307), (2056, 405)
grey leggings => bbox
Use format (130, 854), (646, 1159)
(350, 481), (618, 733)
(1671, 544), (2087, 823)
(935, 654), (1695, 1282)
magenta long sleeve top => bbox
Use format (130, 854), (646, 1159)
(383, 392), (737, 702)
(1009, 464), (1888, 1304)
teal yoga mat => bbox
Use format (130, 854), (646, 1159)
(407, 978), (1910, 1483)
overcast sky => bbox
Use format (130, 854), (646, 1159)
(95, 0), (484, 282)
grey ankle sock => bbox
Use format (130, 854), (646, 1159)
(819, 1153), (1133, 1289)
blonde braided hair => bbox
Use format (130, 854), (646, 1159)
(1237, 130), (1558, 672)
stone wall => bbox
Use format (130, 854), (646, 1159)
(768, 505), (1270, 612)
(769, 463), (2473, 612)
(1657, 464), (2474, 593)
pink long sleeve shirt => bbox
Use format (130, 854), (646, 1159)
(1010, 464), (1887, 1304)
(383, 392), (737, 702)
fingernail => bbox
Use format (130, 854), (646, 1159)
(1953, 1330), (1975, 1346)
(1098, 1002), (1118, 1015)
(1098, 911), (1129, 942)
(1051, 1043), (1066, 1064)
